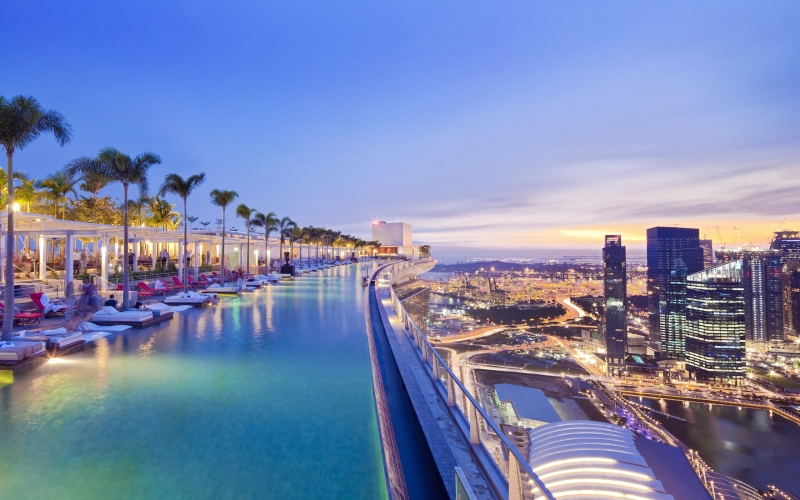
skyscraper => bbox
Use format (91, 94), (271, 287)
(603, 235), (627, 375)
(770, 230), (800, 335)
(716, 249), (783, 345)
(699, 239), (713, 269)
(646, 227), (704, 359)
(685, 261), (746, 385)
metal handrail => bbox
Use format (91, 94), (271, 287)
(378, 260), (555, 500)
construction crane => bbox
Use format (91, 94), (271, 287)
(716, 226), (726, 248)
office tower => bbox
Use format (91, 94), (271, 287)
(603, 235), (627, 374)
(699, 239), (713, 269)
(771, 230), (800, 260)
(715, 249), (783, 345)
(770, 230), (800, 334)
(646, 227), (704, 359)
(685, 261), (746, 385)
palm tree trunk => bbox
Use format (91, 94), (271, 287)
(246, 224), (250, 276)
(122, 183), (130, 309)
(2, 150), (15, 340)
(183, 198), (188, 293)
(221, 209), (226, 282)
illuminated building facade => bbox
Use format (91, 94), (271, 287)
(716, 249), (783, 345)
(371, 221), (414, 256)
(770, 230), (800, 334)
(603, 235), (627, 374)
(646, 227), (704, 359)
(685, 261), (746, 385)
(699, 239), (713, 269)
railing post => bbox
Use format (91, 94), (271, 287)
(432, 356), (440, 379)
(508, 451), (524, 500)
(469, 402), (481, 444)
(447, 374), (456, 406)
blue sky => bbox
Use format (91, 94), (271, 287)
(4, 1), (800, 258)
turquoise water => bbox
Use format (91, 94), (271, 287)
(0, 264), (388, 500)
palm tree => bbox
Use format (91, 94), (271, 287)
(301, 226), (314, 264)
(79, 171), (110, 200)
(40, 170), (79, 219)
(209, 189), (238, 281)
(235, 203), (257, 276)
(0, 95), (71, 339)
(160, 173), (206, 292)
(276, 216), (295, 263)
(252, 212), (277, 272)
(187, 216), (198, 229)
(67, 148), (161, 310)
(149, 197), (181, 230)
(14, 178), (39, 213)
(127, 193), (152, 227)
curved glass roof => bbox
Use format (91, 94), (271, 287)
(528, 421), (675, 500)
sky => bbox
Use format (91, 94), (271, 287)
(3, 1), (800, 260)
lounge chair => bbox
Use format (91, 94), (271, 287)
(138, 281), (166, 295)
(0, 303), (44, 325)
(30, 292), (70, 316)
(91, 306), (153, 323)
(0, 340), (46, 361)
(171, 276), (200, 289)
(48, 331), (84, 349)
(188, 275), (209, 287)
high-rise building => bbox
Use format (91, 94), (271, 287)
(685, 261), (746, 385)
(646, 227), (704, 359)
(771, 230), (800, 261)
(699, 239), (713, 269)
(716, 249), (783, 345)
(770, 230), (800, 335)
(603, 235), (627, 374)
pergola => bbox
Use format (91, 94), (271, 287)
(0, 211), (266, 292)
(0, 211), (361, 292)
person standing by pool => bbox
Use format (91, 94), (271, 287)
(64, 281), (76, 321)
(160, 248), (168, 268)
(79, 248), (88, 274)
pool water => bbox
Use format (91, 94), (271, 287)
(0, 264), (388, 500)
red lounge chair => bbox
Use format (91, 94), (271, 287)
(0, 304), (44, 325)
(109, 283), (153, 300)
(172, 276), (183, 288)
(188, 275), (209, 287)
(30, 292), (72, 316)
(137, 281), (166, 295)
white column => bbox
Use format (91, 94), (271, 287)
(39, 235), (46, 280)
(238, 244), (243, 270)
(152, 241), (157, 269)
(65, 232), (74, 291)
(101, 236), (108, 292)
(0, 223), (5, 283)
(133, 237), (139, 272)
(194, 241), (199, 279)
(178, 241), (184, 278)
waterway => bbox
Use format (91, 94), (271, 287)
(0, 263), (387, 499)
(635, 397), (800, 495)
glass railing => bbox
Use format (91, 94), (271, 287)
(377, 260), (555, 500)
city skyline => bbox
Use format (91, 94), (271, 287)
(4, 1), (800, 255)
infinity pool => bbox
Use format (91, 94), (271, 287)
(0, 263), (387, 500)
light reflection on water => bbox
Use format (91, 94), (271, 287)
(0, 263), (387, 500)
(635, 397), (800, 495)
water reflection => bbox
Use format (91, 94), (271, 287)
(0, 263), (386, 499)
(635, 397), (800, 495)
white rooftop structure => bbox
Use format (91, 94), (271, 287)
(528, 421), (674, 500)
(494, 384), (561, 428)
